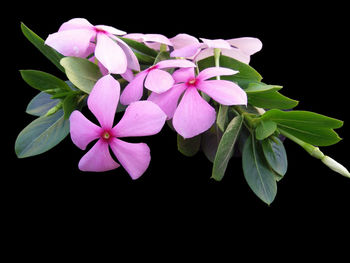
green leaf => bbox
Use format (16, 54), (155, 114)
(20, 70), (71, 92)
(177, 134), (201, 157)
(118, 37), (158, 58)
(255, 120), (277, 140)
(212, 115), (244, 181)
(261, 109), (343, 146)
(198, 55), (262, 89)
(21, 23), (65, 73)
(201, 125), (222, 163)
(15, 110), (70, 158)
(242, 134), (277, 205)
(26, 92), (60, 116)
(262, 136), (288, 176)
(248, 90), (299, 109)
(60, 57), (102, 94)
(62, 93), (80, 119)
(217, 105), (229, 132)
(245, 83), (282, 93)
(154, 51), (170, 64)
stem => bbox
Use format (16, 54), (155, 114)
(214, 48), (221, 80)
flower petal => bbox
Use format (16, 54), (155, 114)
(173, 88), (216, 138)
(197, 80), (247, 105)
(95, 33), (127, 74)
(113, 101), (166, 137)
(88, 75), (120, 129)
(197, 67), (238, 81)
(69, 110), (102, 150)
(194, 48), (214, 62)
(78, 139), (120, 172)
(157, 59), (195, 69)
(170, 43), (202, 58)
(58, 18), (94, 31)
(144, 69), (174, 93)
(226, 37), (263, 55)
(110, 138), (150, 180)
(172, 68), (195, 83)
(148, 84), (187, 119)
(170, 33), (199, 50)
(221, 48), (251, 64)
(120, 71), (147, 105)
(113, 37), (141, 71)
(144, 34), (172, 46)
(45, 29), (95, 57)
(200, 38), (231, 49)
(121, 68), (134, 82)
(95, 25), (126, 35)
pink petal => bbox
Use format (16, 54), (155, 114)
(170, 43), (202, 58)
(120, 71), (147, 105)
(58, 18), (94, 31)
(197, 67), (238, 81)
(113, 36), (141, 71)
(144, 34), (172, 45)
(123, 33), (144, 42)
(221, 48), (251, 64)
(45, 29), (95, 57)
(194, 48), (214, 62)
(95, 25), (126, 35)
(144, 69), (174, 93)
(172, 87), (216, 138)
(113, 101), (166, 137)
(157, 59), (196, 69)
(226, 37), (263, 55)
(110, 138), (150, 180)
(89, 56), (109, 75)
(95, 33), (127, 74)
(78, 139), (120, 172)
(88, 75), (120, 129)
(200, 38), (231, 49)
(170, 33), (199, 50)
(69, 110), (102, 150)
(148, 84), (187, 119)
(197, 80), (247, 105)
(172, 68), (195, 83)
(121, 68), (134, 82)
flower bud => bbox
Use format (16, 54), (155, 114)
(321, 156), (350, 178)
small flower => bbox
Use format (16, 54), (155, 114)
(45, 18), (140, 74)
(69, 75), (166, 179)
(148, 67), (247, 138)
(171, 37), (262, 64)
(120, 59), (195, 105)
(124, 33), (173, 50)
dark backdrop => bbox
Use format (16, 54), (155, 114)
(5, 1), (349, 243)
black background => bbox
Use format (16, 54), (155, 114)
(5, 0), (349, 248)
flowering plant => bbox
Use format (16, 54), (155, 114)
(15, 18), (349, 204)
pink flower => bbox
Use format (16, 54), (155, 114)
(120, 59), (196, 105)
(124, 33), (173, 50)
(148, 67), (247, 138)
(45, 18), (140, 74)
(69, 75), (166, 179)
(171, 37), (262, 64)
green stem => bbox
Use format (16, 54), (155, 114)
(214, 48), (221, 80)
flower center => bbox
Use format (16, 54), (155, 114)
(94, 27), (107, 34)
(187, 78), (197, 86)
(101, 130), (113, 142)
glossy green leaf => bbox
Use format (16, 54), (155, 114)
(217, 105), (229, 132)
(212, 115), (243, 181)
(21, 23), (65, 73)
(154, 51), (170, 64)
(20, 70), (71, 92)
(60, 57), (102, 94)
(245, 83), (282, 93)
(242, 135), (277, 205)
(248, 90), (299, 109)
(261, 109), (343, 146)
(177, 134), (201, 157)
(201, 125), (222, 163)
(118, 37), (158, 57)
(262, 136), (288, 176)
(198, 55), (262, 89)
(62, 93), (80, 119)
(15, 110), (70, 158)
(26, 92), (60, 116)
(255, 120), (277, 140)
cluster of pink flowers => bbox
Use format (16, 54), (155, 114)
(45, 18), (262, 179)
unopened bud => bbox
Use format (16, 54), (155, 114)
(321, 156), (350, 178)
